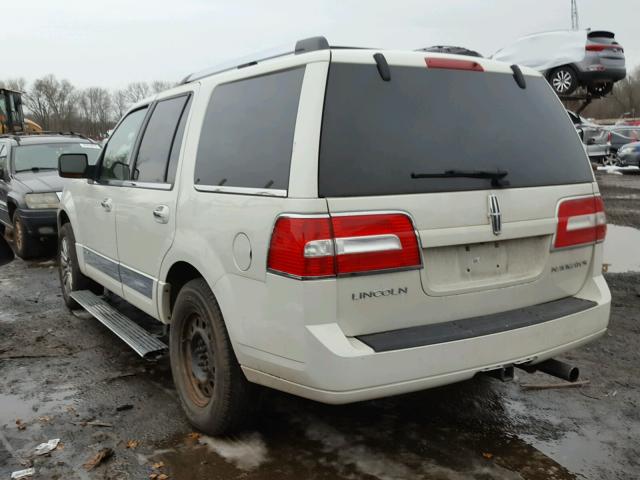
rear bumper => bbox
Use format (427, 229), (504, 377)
(17, 208), (58, 236)
(586, 144), (609, 159)
(576, 67), (626, 84)
(241, 276), (611, 404)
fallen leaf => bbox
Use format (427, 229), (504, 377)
(83, 447), (113, 471)
(151, 461), (165, 470)
(38, 416), (52, 424)
(158, 475), (169, 480)
(126, 440), (140, 449)
(15, 419), (26, 431)
(482, 452), (494, 460)
(187, 432), (201, 440)
(149, 475), (158, 480)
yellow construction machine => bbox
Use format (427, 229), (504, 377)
(0, 88), (42, 134)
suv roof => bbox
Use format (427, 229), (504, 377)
(178, 36), (532, 87)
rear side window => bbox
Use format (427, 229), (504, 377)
(194, 67), (305, 192)
(134, 95), (191, 184)
(319, 64), (593, 197)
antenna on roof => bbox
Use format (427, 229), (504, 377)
(571, 0), (580, 30)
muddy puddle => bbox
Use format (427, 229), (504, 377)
(147, 382), (578, 480)
(603, 224), (640, 273)
(0, 383), (77, 426)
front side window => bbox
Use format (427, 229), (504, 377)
(100, 108), (148, 181)
(194, 67), (305, 192)
(133, 95), (190, 183)
(13, 142), (101, 173)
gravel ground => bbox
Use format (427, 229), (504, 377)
(0, 172), (639, 480)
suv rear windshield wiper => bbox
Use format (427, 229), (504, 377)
(15, 167), (57, 173)
(411, 169), (509, 187)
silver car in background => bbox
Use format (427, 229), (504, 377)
(549, 31), (626, 96)
(567, 110), (609, 164)
(495, 30), (626, 97)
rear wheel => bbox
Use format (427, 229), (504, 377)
(58, 223), (100, 309)
(549, 66), (578, 95)
(602, 153), (618, 166)
(13, 212), (42, 259)
(588, 82), (613, 97)
(170, 278), (254, 435)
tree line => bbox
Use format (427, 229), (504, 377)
(0, 76), (174, 138)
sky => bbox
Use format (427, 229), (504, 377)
(4, 0), (639, 89)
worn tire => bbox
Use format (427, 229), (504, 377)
(13, 212), (42, 259)
(58, 223), (100, 309)
(548, 66), (578, 96)
(170, 278), (254, 435)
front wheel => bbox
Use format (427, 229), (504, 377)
(549, 66), (578, 96)
(170, 278), (254, 435)
(13, 212), (42, 259)
(58, 223), (100, 309)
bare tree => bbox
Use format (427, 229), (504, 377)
(150, 80), (175, 94)
(112, 89), (129, 120)
(79, 87), (113, 137)
(123, 82), (151, 105)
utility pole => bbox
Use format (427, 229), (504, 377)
(571, 0), (579, 30)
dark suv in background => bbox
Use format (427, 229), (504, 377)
(0, 133), (101, 258)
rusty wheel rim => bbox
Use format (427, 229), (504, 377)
(181, 312), (215, 407)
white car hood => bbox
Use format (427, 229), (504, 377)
(492, 30), (587, 73)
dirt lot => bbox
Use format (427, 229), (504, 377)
(1, 172), (639, 480)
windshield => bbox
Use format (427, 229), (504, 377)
(13, 142), (101, 173)
(319, 64), (593, 197)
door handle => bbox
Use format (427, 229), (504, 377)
(152, 205), (169, 224)
(100, 198), (112, 212)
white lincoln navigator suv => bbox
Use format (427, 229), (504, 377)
(57, 37), (611, 434)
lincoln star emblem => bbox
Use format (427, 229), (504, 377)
(488, 194), (502, 236)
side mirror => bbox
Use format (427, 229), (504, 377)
(59, 153), (89, 179)
(0, 235), (13, 266)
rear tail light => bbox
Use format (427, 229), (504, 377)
(553, 196), (606, 250)
(607, 131), (612, 143)
(586, 44), (624, 52)
(268, 213), (422, 279)
(425, 58), (484, 72)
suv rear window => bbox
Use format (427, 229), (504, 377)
(319, 63), (593, 197)
(194, 67), (305, 192)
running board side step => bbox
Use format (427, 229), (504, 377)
(70, 290), (167, 358)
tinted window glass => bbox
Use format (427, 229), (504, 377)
(134, 95), (190, 183)
(194, 67), (305, 191)
(100, 108), (148, 181)
(166, 96), (192, 184)
(319, 64), (593, 197)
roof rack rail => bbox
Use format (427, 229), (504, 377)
(0, 131), (92, 143)
(179, 36), (329, 85)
